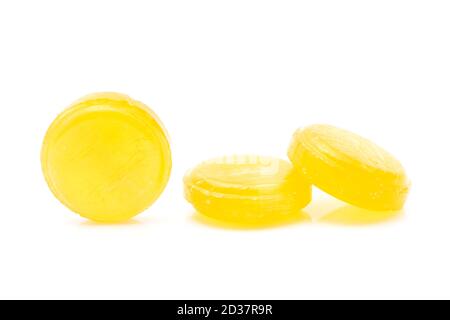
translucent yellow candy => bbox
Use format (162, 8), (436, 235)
(184, 155), (312, 224)
(288, 124), (410, 211)
(41, 92), (172, 222)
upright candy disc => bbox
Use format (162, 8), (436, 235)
(184, 155), (312, 224)
(41, 92), (172, 222)
(288, 124), (410, 211)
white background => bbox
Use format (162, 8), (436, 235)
(0, 1), (449, 300)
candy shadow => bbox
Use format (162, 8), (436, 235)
(76, 216), (154, 227)
(320, 205), (404, 226)
(191, 211), (311, 231)
(305, 198), (403, 226)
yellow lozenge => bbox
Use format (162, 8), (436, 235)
(41, 92), (172, 222)
(184, 155), (312, 224)
(288, 124), (410, 211)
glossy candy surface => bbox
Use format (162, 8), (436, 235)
(42, 92), (172, 222)
(184, 155), (312, 224)
(288, 124), (410, 211)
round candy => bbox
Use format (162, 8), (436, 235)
(41, 92), (172, 222)
(288, 124), (410, 211)
(184, 155), (312, 224)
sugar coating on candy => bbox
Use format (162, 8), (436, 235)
(184, 155), (312, 224)
(288, 124), (410, 211)
(41, 92), (172, 222)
